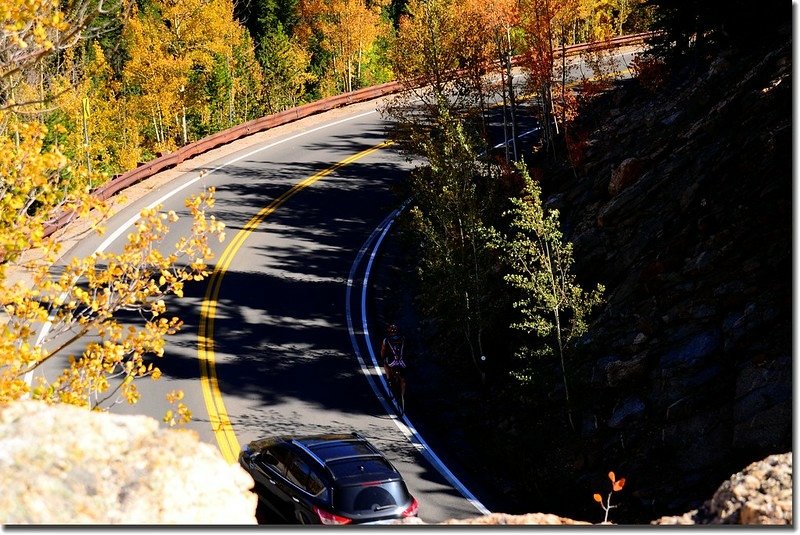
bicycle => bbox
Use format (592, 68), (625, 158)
(387, 364), (406, 416)
(381, 324), (407, 416)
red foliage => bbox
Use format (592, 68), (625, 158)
(631, 55), (669, 92)
(565, 126), (590, 168)
(579, 77), (612, 97)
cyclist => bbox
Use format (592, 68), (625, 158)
(380, 323), (407, 400)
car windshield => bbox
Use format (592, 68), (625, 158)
(333, 481), (410, 514)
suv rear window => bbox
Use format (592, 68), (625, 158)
(334, 481), (411, 514)
(328, 458), (396, 480)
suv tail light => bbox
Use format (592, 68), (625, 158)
(402, 497), (419, 518)
(313, 506), (352, 525)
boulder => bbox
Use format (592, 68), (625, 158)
(652, 452), (792, 525)
(0, 401), (257, 524)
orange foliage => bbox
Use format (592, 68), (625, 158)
(593, 470), (627, 522)
(609, 471), (626, 491)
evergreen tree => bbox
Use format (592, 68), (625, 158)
(257, 26), (315, 112)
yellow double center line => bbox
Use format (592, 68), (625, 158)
(198, 140), (392, 463)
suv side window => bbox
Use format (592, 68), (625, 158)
(264, 444), (292, 477)
(286, 457), (311, 489)
(286, 458), (329, 499)
(305, 468), (328, 498)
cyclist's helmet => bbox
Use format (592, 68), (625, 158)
(387, 324), (398, 335)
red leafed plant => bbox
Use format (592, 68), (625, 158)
(593, 471), (626, 523)
(630, 55), (669, 93)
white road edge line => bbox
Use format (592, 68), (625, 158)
(492, 127), (541, 149)
(345, 200), (491, 516)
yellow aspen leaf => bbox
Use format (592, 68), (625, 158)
(613, 478), (626, 492)
(593, 494), (603, 503)
(608, 471), (616, 483)
(177, 402), (192, 424)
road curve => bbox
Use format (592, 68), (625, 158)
(48, 98), (487, 523)
(191, 104), (488, 523)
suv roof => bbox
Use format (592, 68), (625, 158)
(298, 434), (380, 460)
(262, 433), (401, 483)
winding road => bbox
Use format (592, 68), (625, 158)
(43, 99), (491, 523)
(35, 44), (643, 524)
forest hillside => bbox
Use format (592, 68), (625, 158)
(386, 6), (791, 524)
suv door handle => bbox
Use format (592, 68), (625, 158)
(292, 496), (300, 503)
(268, 479), (276, 485)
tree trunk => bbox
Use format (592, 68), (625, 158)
(505, 32), (518, 161)
(545, 240), (574, 432)
(182, 105), (188, 145)
(499, 62), (510, 163)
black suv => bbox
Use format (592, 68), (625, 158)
(239, 432), (419, 525)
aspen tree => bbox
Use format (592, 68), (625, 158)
(298, 0), (386, 95)
(0, 0), (226, 421)
(123, 0), (259, 152)
(488, 163), (604, 430)
(407, 109), (500, 381)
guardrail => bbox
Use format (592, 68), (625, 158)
(557, 31), (653, 55)
(43, 31), (653, 237)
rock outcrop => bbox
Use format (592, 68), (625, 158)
(0, 401), (257, 524)
(652, 452), (792, 525)
(0, 401), (789, 525)
(559, 31), (792, 518)
(396, 453), (792, 525)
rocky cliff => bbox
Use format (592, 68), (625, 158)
(554, 26), (791, 519)
(385, 23), (792, 524)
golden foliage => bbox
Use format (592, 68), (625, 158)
(0, 2), (226, 419)
(298, 0), (388, 94)
(1, 188), (225, 409)
(122, 0), (258, 152)
(391, 0), (460, 88)
(0, 0), (71, 84)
